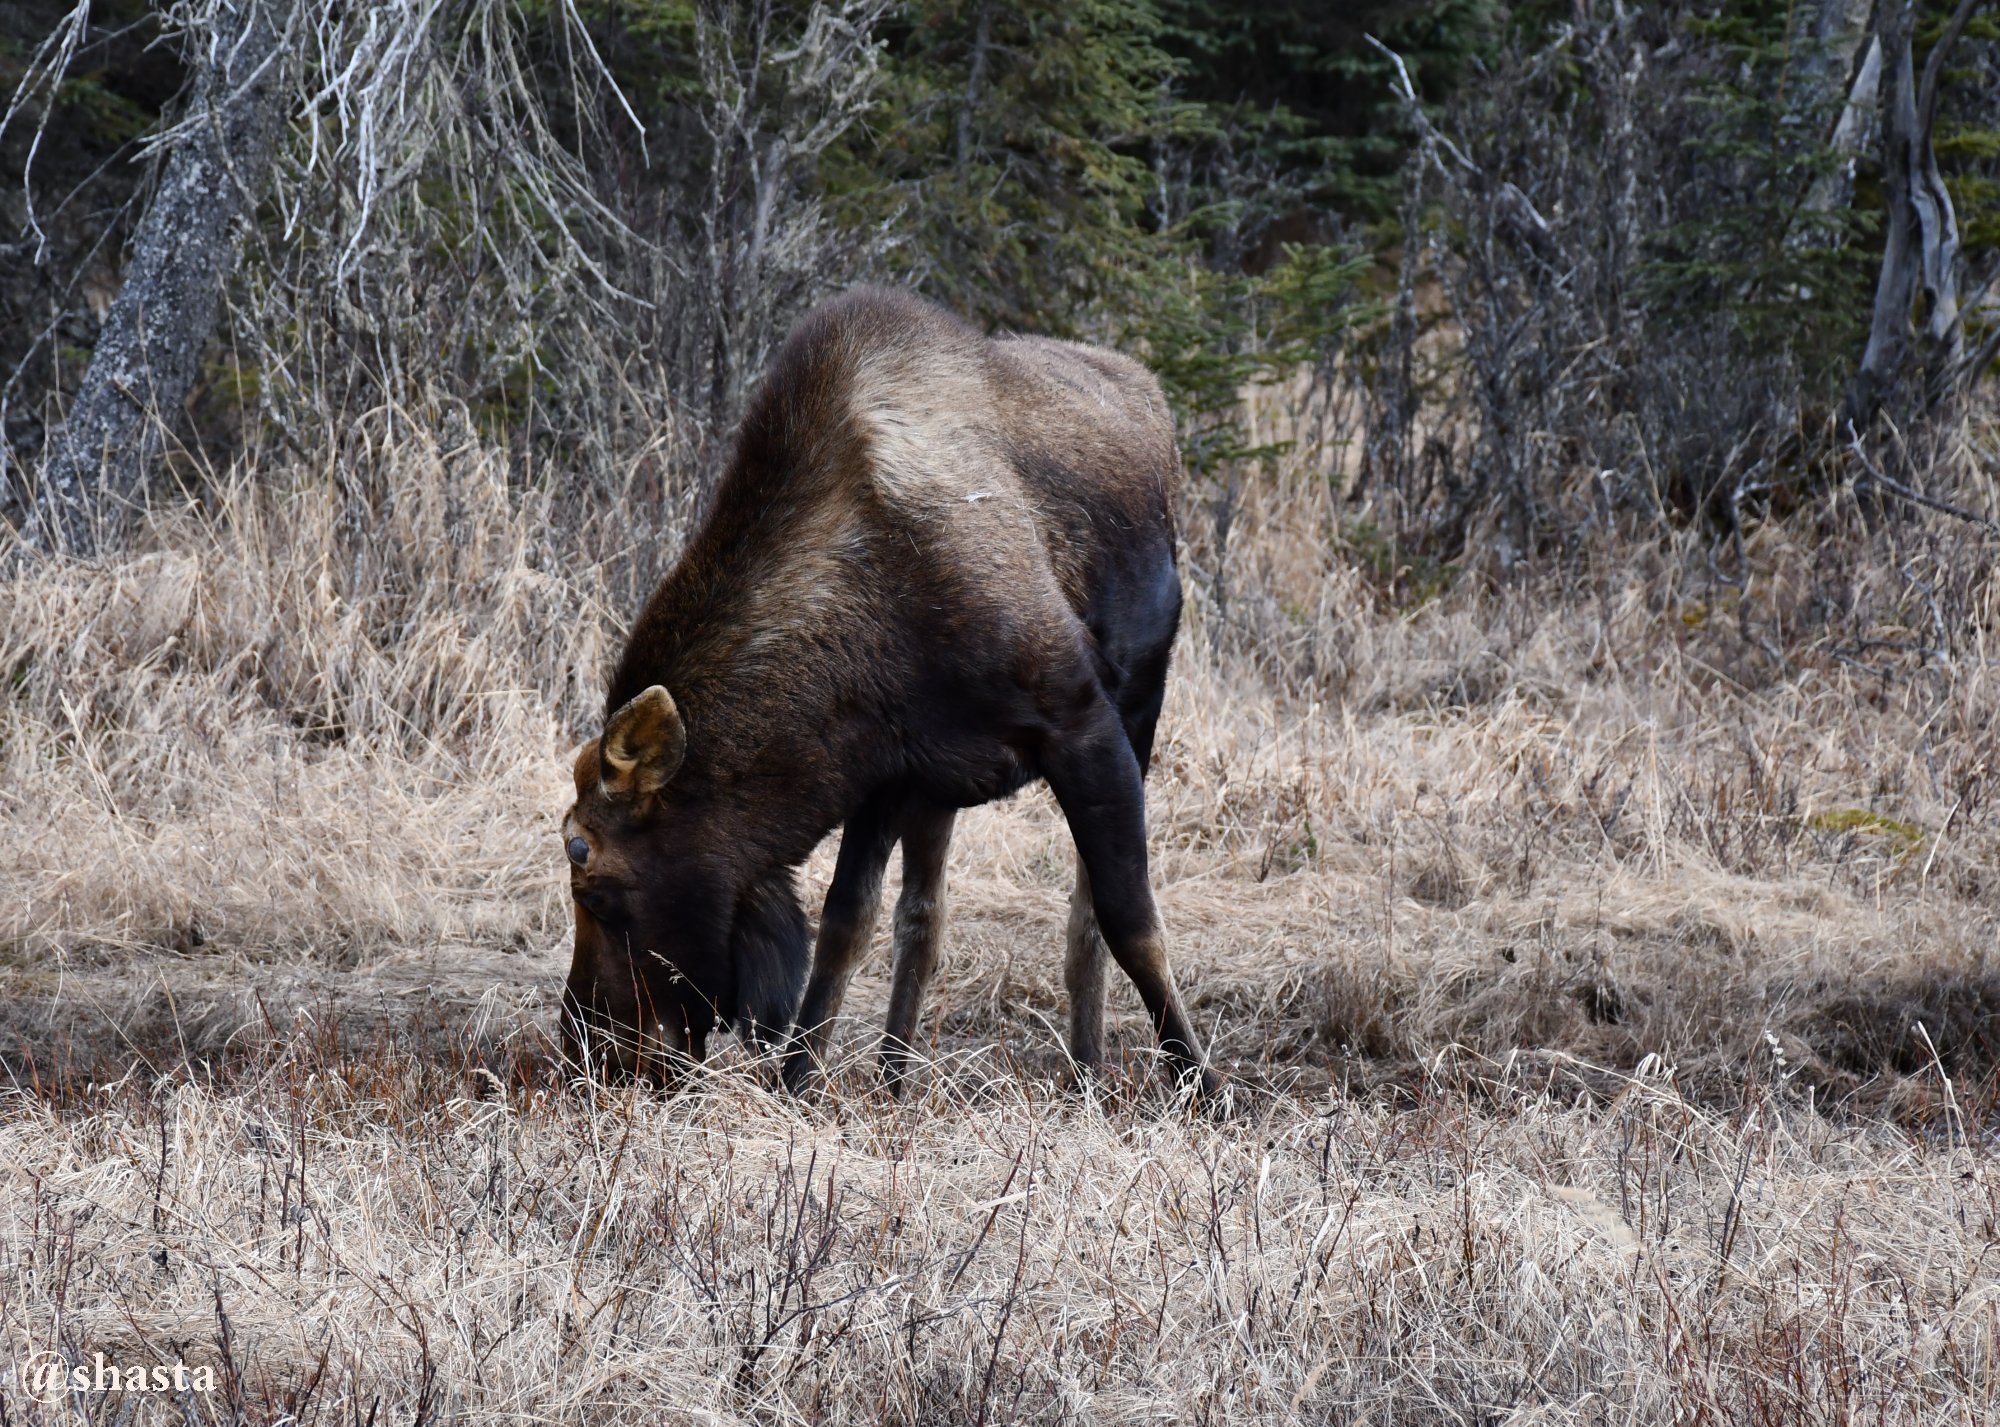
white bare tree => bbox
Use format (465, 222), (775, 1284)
(3, 0), (641, 555)
(689, 0), (891, 437)
(14, 0), (293, 555)
(1847, 0), (1986, 428)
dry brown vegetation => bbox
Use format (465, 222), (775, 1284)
(3, 390), (1999, 1424)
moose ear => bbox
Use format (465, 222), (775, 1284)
(599, 686), (686, 799)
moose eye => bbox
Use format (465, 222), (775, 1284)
(566, 835), (590, 867)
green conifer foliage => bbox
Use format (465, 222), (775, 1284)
(1641, 3), (1875, 397)
(844, 0), (1191, 334)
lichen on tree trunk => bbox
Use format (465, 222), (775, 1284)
(27, 0), (292, 556)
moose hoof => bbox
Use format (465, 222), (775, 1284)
(1183, 1066), (1230, 1116)
(779, 1049), (821, 1096)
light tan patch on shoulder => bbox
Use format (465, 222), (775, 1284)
(737, 493), (874, 656)
(849, 343), (1004, 509)
(846, 341), (1064, 616)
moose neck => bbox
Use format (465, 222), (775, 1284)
(606, 452), (884, 866)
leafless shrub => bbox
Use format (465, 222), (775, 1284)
(0, 0), (663, 545)
(233, 0), (651, 471)
(680, 0), (891, 441)
(1360, 20), (1679, 570)
(1358, 14), (1996, 593)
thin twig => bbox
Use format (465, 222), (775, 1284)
(1847, 425), (2000, 532)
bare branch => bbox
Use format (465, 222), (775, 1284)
(1847, 423), (1999, 531)
(0, 0), (95, 262)
(1363, 34), (1481, 176)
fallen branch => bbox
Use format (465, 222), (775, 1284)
(1846, 424), (2000, 533)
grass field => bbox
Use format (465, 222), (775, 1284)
(2, 406), (1997, 1424)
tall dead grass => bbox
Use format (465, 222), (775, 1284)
(2, 388), (1997, 1104)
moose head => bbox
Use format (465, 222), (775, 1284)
(558, 685), (806, 1081)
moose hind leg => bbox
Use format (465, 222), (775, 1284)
(1065, 857), (1108, 1075)
(880, 805), (955, 1093)
(1067, 627), (1166, 1078)
(782, 803), (897, 1092)
(1043, 701), (1215, 1095)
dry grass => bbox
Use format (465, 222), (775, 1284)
(7, 1031), (2000, 1425)
(2, 399), (1999, 1423)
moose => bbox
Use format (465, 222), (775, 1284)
(559, 287), (1215, 1097)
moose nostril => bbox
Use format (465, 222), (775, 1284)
(566, 835), (590, 866)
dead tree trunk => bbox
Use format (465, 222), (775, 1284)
(1790, 0), (1882, 224)
(27, 0), (292, 556)
(1844, 0), (1980, 432)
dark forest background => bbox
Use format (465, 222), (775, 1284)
(2, 0), (1995, 576)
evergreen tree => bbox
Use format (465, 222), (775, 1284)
(846, 0), (1191, 334)
(1643, 0), (1884, 396)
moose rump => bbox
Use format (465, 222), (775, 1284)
(558, 287), (1213, 1095)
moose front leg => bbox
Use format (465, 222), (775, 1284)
(782, 803), (897, 1091)
(880, 804), (956, 1093)
(1042, 702), (1216, 1097)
